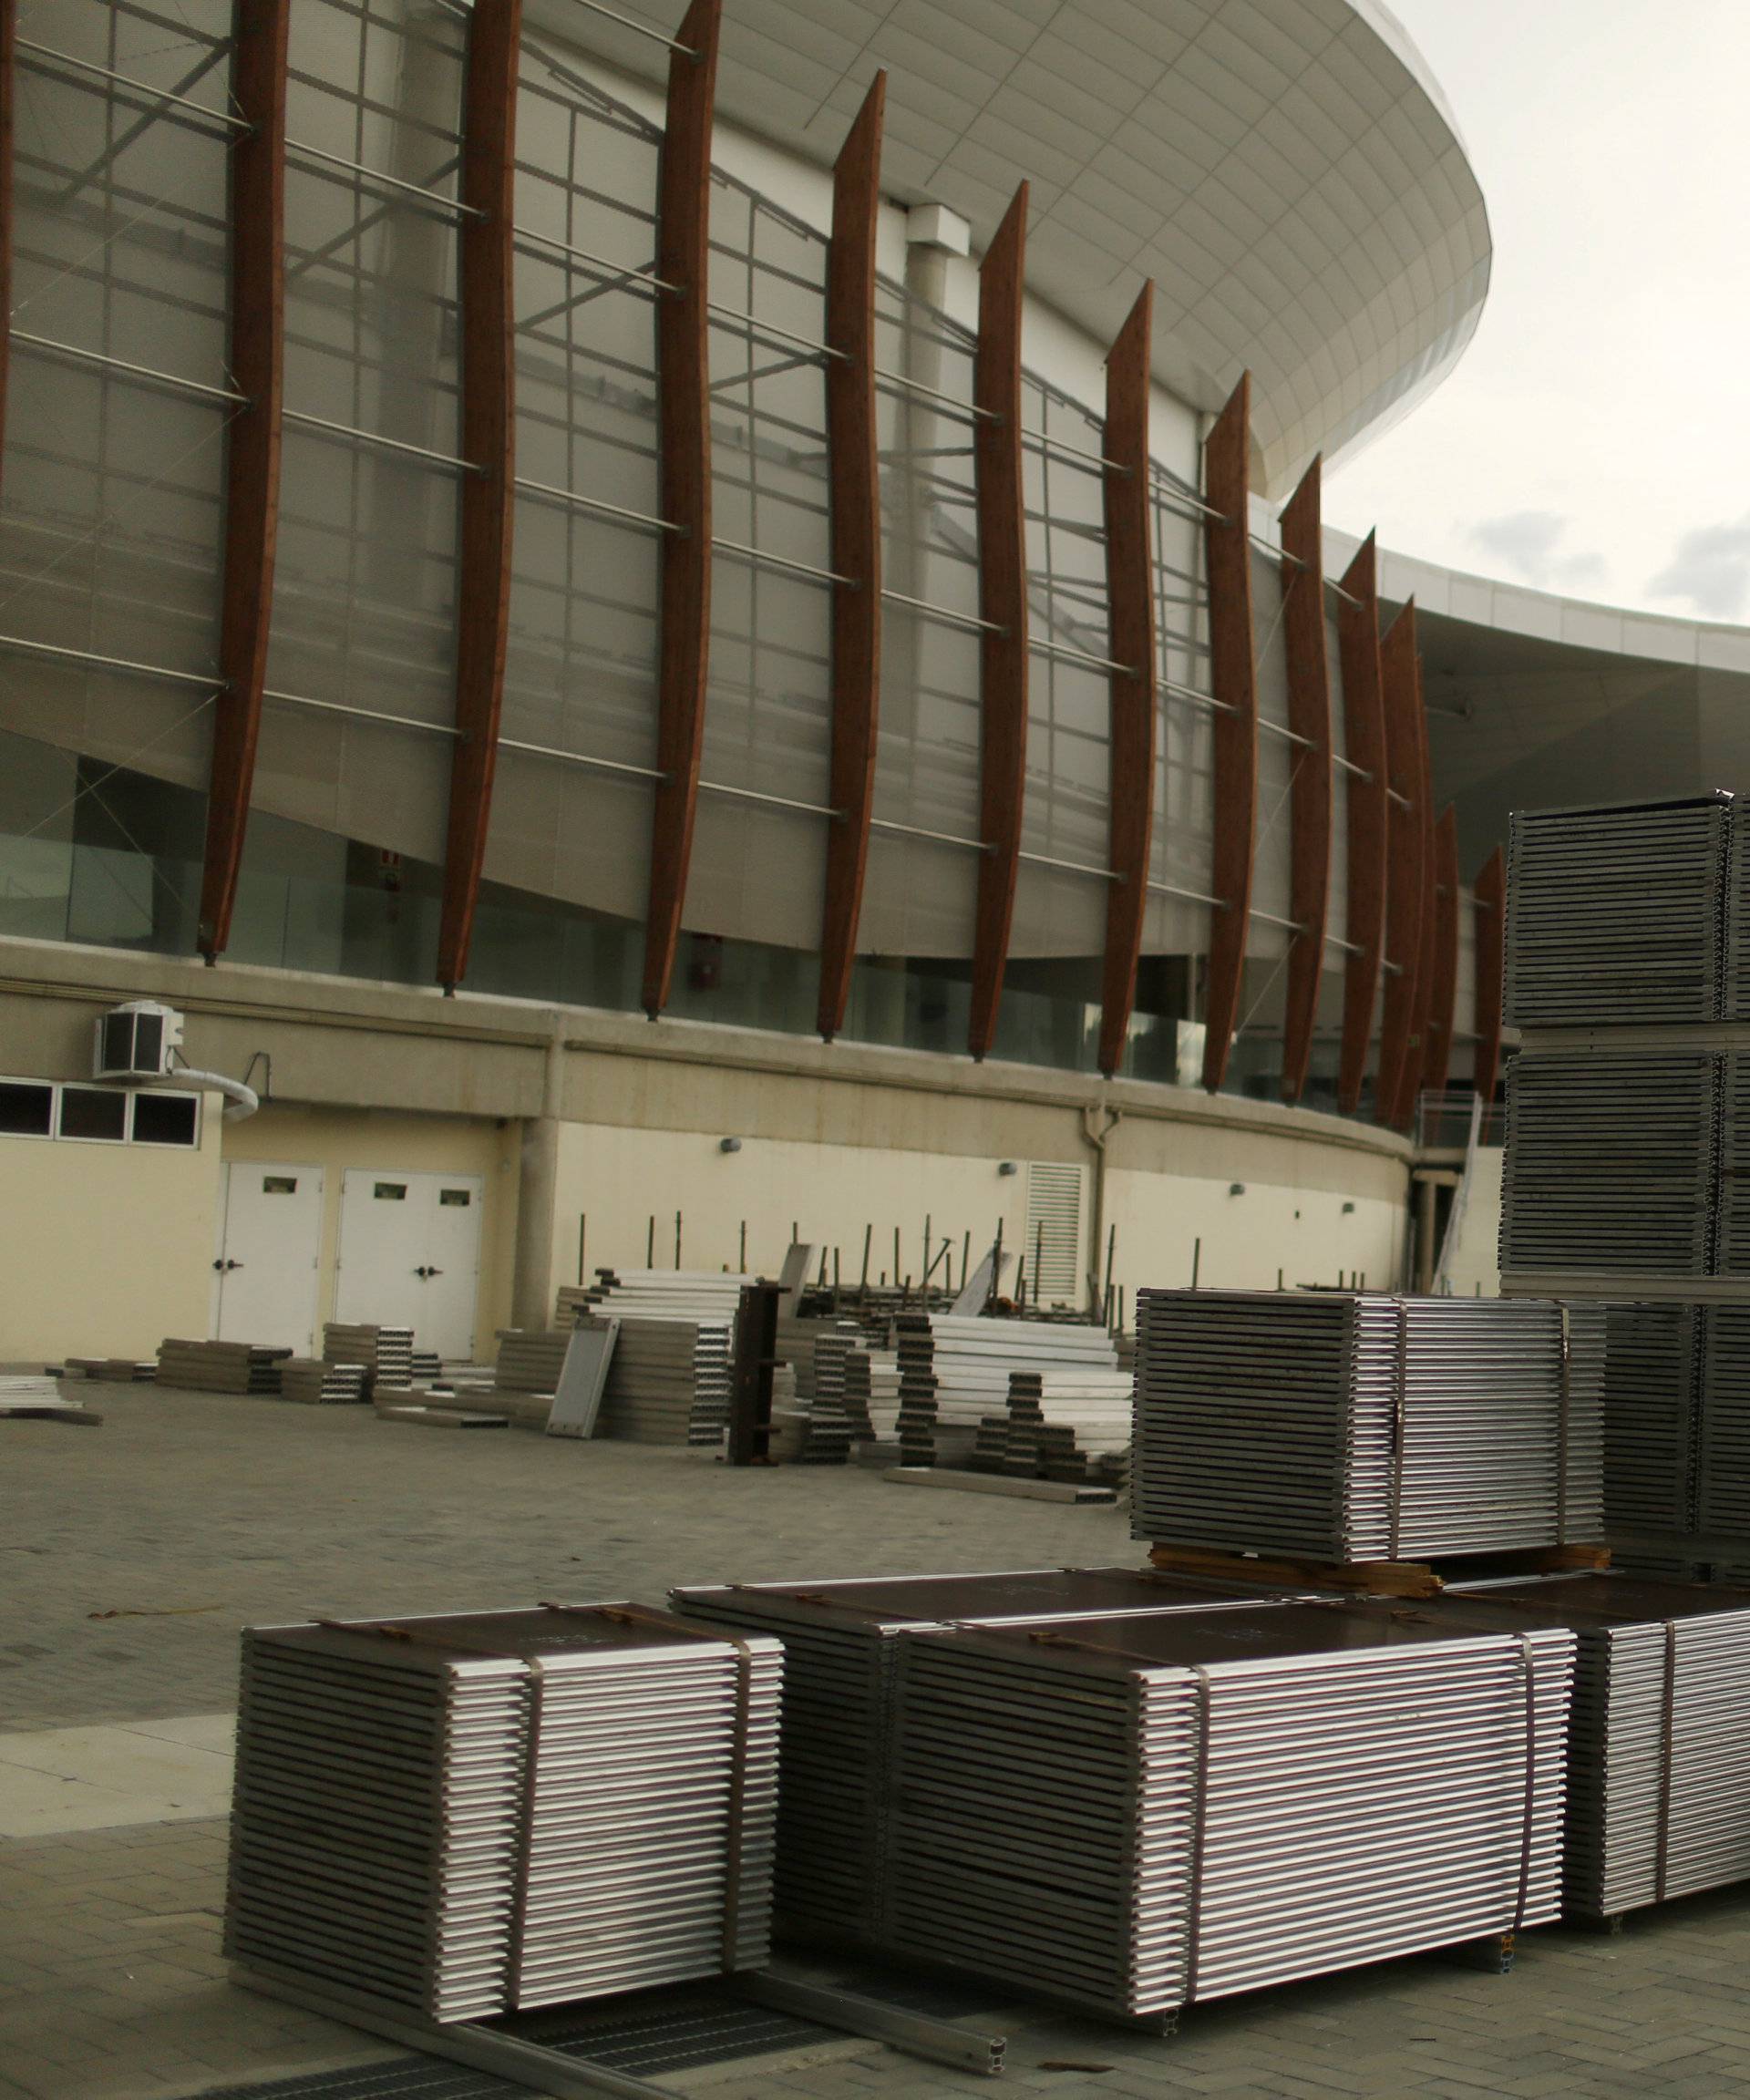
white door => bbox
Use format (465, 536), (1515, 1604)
(214, 1163), (324, 1354)
(335, 1169), (484, 1362)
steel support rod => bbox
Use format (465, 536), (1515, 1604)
(11, 329), (246, 404)
(17, 37), (249, 133)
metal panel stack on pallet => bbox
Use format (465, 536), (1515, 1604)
(670, 1567), (1317, 1945)
(1430, 1573), (1750, 1922)
(839, 1345), (901, 1446)
(157, 1339), (291, 1395)
(225, 1604), (781, 2018)
(489, 1330), (571, 1426)
(891, 1314), (1123, 1468)
(886, 1603), (1574, 2026)
(1501, 793), (1750, 1574)
(1132, 1291), (1604, 1569)
(62, 1357), (155, 1384)
(558, 1271), (745, 1448)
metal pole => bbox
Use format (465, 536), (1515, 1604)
(1103, 1222), (1117, 1313)
(646, 1215), (654, 1267)
(990, 1217), (1004, 1312)
(922, 1214), (932, 1292)
(577, 1214), (586, 1287)
(1015, 1256), (1026, 1313)
(1191, 1237), (1202, 1289)
(739, 1219), (746, 1271)
(674, 1211), (683, 1269)
(860, 1224), (871, 1296)
(894, 1228), (902, 1291)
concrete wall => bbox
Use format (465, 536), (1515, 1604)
(222, 1106), (520, 1352)
(0, 1094), (222, 1364)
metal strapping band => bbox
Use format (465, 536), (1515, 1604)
(507, 1658), (547, 2003)
(1655, 1619), (1678, 1904)
(1556, 1306), (1572, 1544)
(1185, 1666), (1215, 2004)
(1512, 1633), (1538, 1932)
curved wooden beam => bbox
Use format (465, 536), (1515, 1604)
(1472, 845), (1505, 1101)
(642, 0), (720, 1016)
(1096, 282), (1156, 1079)
(197, 0), (289, 961)
(1393, 672), (1439, 1127)
(1200, 374), (1257, 1092)
(1421, 805), (1460, 1099)
(816, 74), (885, 1043)
(1277, 456), (1332, 1105)
(436, 0), (522, 991)
(1376, 602), (1424, 1119)
(967, 183), (1029, 1062)
(1335, 534), (1386, 1115)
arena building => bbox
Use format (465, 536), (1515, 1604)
(0, 0), (1705, 1364)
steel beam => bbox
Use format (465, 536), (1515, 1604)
(641, 0), (720, 1016)
(436, 0), (522, 990)
(1472, 844), (1505, 1101)
(966, 184), (1029, 1062)
(1422, 804), (1459, 1098)
(1376, 602), (1424, 1119)
(1277, 455), (1332, 1104)
(1334, 533), (1385, 1114)
(197, 0), (289, 960)
(1199, 375), (1257, 1092)
(815, 74), (884, 1042)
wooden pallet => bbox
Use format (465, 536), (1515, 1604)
(1147, 1539), (1611, 1601)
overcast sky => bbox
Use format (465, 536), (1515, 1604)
(1322, 0), (1750, 623)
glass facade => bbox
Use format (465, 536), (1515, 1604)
(0, 3), (1476, 1128)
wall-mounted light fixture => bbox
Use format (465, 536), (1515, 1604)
(718, 1138), (742, 1154)
(1341, 1200), (1356, 1214)
(1229, 1182), (1246, 1197)
(998, 1160), (1019, 1177)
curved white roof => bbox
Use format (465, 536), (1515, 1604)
(534, 0), (1490, 494)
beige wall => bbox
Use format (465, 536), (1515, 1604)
(0, 1093), (222, 1364)
(221, 1105), (520, 1349)
(0, 937), (1417, 1345)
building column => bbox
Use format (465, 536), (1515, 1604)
(511, 1021), (564, 1331)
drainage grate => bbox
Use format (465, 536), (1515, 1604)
(195, 1984), (839, 2098)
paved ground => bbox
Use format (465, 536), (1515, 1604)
(6, 1387), (1750, 2099)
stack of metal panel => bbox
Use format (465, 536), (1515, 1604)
(886, 1603), (1573, 2022)
(1132, 1291), (1604, 1562)
(1601, 1303), (1701, 1534)
(1501, 1053), (1720, 1277)
(839, 1347), (900, 1445)
(277, 1358), (369, 1405)
(970, 1370), (1134, 1486)
(593, 1318), (732, 1446)
(1438, 1573), (1750, 1918)
(157, 1338), (289, 1395)
(323, 1323), (415, 1394)
(670, 1567), (1312, 1941)
(892, 1315), (1122, 1468)
(1505, 794), (1731, 1029)
(224, 1603), (780, 2017)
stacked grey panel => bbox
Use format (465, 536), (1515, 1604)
(158, 1339), (289, 1395)
(1133, 1291), (1603, 1561)
(1505, 795), (1731, 1028)
(1441, 1575), (1750, 1918)
(277, 1358), (369, 1405)
(1601, 1303), (1700, 1534)
(893, 1315), (1122, 1468)
(595, 1318), (731, 1446)
(225, 1604), (780, 2018)
(1502, 1055), (1720, 1276)
(887, 1605), (1574, 2022)
(670, 1567), (1310, 1942)
(972, 1370), (1134, 1485)
(839, 1348), (900, 1444)
(323, 1324), (415, 1394)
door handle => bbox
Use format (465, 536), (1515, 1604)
(230, 1261), (244, 1271)
(212, 1258), (225, 1271)
(427, 1268), (444, 1278)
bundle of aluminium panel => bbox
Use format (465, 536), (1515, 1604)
(886, 1604), (1574, 2022)
(1439, 1574), (1750, 1918)
(1504, 794), (1731, 1029)
(670, 1566), (1312, 1942)
(1132, 1291), (1603, 1562)
(225, 1604), (779, 2019)
(892, 1315), (1122, 1467)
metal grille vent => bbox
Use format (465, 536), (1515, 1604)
(1024, 1161), (1084, 1306)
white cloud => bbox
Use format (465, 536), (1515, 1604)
(1649, 520), (1750, 619)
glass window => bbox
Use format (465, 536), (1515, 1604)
(58, 1086), (128, 1142)
(0, 1080), (53, 1137)
(131, 1092), (200, 1147)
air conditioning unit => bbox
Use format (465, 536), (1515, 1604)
(93, 1000), (184, 1082)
